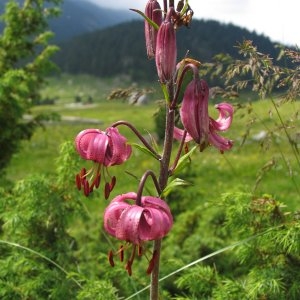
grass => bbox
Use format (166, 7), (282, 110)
(6, 75), (300, 209)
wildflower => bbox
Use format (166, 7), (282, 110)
(144, 0), (162, 58)
(104, 192), (173, 275)
(75, 127), (131, 197)
(175, 78), (234, 152)
(155, 8), (177, 83)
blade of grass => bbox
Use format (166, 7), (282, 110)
(0, 239), (83, 289)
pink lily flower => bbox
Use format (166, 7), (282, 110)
(104, 192), (173, 275)
(175, 78), (234, 152)
(75, 127), (132, 197)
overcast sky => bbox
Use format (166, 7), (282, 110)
(88, 0), (299, 46)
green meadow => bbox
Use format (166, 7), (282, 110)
(7, 74), (300, 209)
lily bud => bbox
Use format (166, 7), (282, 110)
(155, 9), (177, 83)
(145, 0), (162, 59)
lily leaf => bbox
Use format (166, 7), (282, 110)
(161, 178), (191, 198)
(172, 145), (197, 175)
(130, 9), (160, 30)
(130, 143), (159, 160)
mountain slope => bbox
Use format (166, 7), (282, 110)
(53, 19), (280, 81)
(0, 0), (137, 41)
(49, 0), (137, 41)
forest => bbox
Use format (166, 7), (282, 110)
(0, 1), (299, 300)
(53, 18), (282, 82)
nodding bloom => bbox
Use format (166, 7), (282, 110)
(75, 127), (132, 197)
(144, 0), (162, 59)
(174, 78), (234, 152)
(155, 8), (177, 83)
(104, 192), (173, 275)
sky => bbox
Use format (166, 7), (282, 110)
(88, 0), (299, 46)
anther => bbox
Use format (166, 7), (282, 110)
(108, 250), (115, 267)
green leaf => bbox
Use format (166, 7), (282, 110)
(130, 9), (159, 30)
(172, 146), (198, 176)
(161, 178), (191, 197)
(130, 143), (159, 160)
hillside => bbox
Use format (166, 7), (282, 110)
(53, 19), (280, 81)
(0, 0), (137, 41)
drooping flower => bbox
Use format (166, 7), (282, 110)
(104, 192), (173, 275)
(175, 78), (234, 152)
(155, 8), (177, 83)
(75, 127), (132, 197)
(144, 0), (162, 58)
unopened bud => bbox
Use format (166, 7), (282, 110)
(155, 9), (177, 83)
(145, 0), (162, 59)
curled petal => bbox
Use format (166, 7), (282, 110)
(105, 127), (132, 166)
(75, 129), (104, 160)
(103, 192), (136, 236)
(210, 103), (234, 131)
(103, 193), (173, 244)
(116, 206), (144, 244)
(87, 132), (109, 162)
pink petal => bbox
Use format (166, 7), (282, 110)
(105, 127), (132, 166)
(208, 128), (233, 152)
(103, 194), (132, 236)
(180, 79), (210, 145)
(103, 193), (173, 244)
(210, 103), (234, 131)
(75, 129), (102, 159)
(115, 206), (144, 244)
(173, 127), (193, 142)
(87, 132), (109, 162)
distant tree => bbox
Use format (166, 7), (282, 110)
(0, 0), (61, 172)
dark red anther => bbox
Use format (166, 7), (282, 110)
(119, 245), (124, 262)
(80, 167), (86, 179)
(95, 173), (101, 188)
(108, 250), (115, 267)
(75, 174), (82, 190)
(83, 180), (90, 197)
(104, 182), (111, 199)
(109, 176), (116, 191)
(125, 261), (133, 276)
(146, 250), (158, 275)
(138, 244), (143, 257)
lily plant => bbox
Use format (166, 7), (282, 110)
(74, 1), (234, 299)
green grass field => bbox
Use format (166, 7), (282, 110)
(6, 74), (300, 209)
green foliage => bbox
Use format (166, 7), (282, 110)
(76, 279), (119, 300)
(164, 192), (300, 300)
(0, 0), (61, 171)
